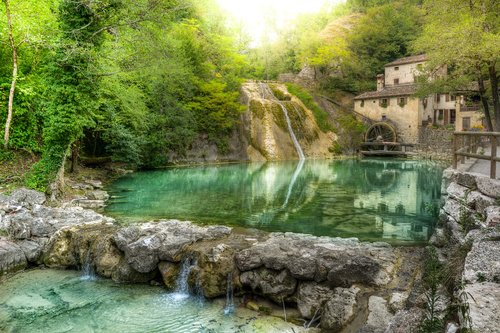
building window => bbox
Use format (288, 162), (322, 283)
(436, 94), (441, 103)
(438, 110), (444, 120)
(445, 94), (450, 102)
(463, 117), (471, 130)
(379, 98), (389, 107)
(394, 66), (399, 71)
(360, 100), (364, 107)
(394, 78), (399, 85)
(450, 95), (456, 101)
(450, 109), (456, 124)
(398, 97), (406, 107)
(416, 64), (423, 70)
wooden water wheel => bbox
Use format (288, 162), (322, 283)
(364, 122), (397, 150)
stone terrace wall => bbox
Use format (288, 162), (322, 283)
(432, 169), (499, 333)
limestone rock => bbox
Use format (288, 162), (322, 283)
(485, 206), (500, 227)
(158, 261), (180, 289)
(235, 233), (394, 286)
(320, 286), (360, 331)
(0, 237), (27, 275)
(464, 282), (500, 333)
(327, 254), (382, 287)
(359, 296), (392, 333)
(195, 243), (238, 298)
(73, 199), (106, 209)
(385, 308), (424, 333)
(476, 176), (500, 199)
(87, 190), (109, 201)
(17, 239), (43, 263)
(111, 257), (157, 283)
(8, 188), (46, 208)
(114, 220), (231, 273)
(297, 282), (335, 319)
(240, 268), (297, 303)
(466, 191), (496, 214)
(463, 240), (500, 284)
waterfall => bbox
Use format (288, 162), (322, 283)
(223, 273), (235, 315)
(80, 248), (96, 281)
(170, 258), (199, 301)
(258, 82), (305, 161)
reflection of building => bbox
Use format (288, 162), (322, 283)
(352, 160), (439, 241)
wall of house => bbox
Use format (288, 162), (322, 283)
(455, 109), (484, 131)
(384, 62), (424, 86)
(355, 97), (421, 143)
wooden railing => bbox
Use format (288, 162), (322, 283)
(453, 131), (500, 179)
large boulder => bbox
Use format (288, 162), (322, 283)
(235, 233), (394, 286)
(114, 220), (231, 273)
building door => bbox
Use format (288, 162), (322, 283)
(462, 117), (471, 130)
(444, 109), (449, 125)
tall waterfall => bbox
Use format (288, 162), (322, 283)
(259, 83), (305, 161)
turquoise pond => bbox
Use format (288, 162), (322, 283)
(105, 159), (444, 244)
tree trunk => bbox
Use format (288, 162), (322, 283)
(3, 0), (18, 149)
(488, 63), (500, 132)
(477, 76), (494, 132)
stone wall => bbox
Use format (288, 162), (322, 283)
(417, 126), (453, 154)
(431, 169), (499, 333)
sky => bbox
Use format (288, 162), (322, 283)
(215, 0), (345, 44)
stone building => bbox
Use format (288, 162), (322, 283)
(353, 55), (484, 144)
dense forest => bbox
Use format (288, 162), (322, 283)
(1, 0), (498, 191)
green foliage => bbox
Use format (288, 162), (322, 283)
(334, 112), (366, 154)
(285, 83), (333, 132)
(419, 246), (445, 333)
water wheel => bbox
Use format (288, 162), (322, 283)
(364, 122), (397, 150)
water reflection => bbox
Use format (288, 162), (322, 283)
(106, 159), (443, 244)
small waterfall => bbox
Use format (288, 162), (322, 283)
(223, 273), (235, 315)
(170, 258), (199, 301)
(80, 248), (96, 281)
(259, 82), (305, 161)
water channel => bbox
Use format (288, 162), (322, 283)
(106, 159), (444, 245)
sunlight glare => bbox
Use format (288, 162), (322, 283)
(215, 0), (344, 45)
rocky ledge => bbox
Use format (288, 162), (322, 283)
(1, 188), (427, 332)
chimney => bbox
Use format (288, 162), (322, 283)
(377, 74), (385, 91)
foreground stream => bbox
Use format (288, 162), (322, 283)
(0, 269), (299, 333)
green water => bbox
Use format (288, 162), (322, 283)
(0, 269), (298, 333)
(106, 159), (443, 244)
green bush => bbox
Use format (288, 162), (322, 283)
(285, 83), (333, 132)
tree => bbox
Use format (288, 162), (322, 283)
(413, 0), (500, 131)
(2, 0), (17, 148)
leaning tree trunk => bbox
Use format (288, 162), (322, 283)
(3, 0), (18, 149)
